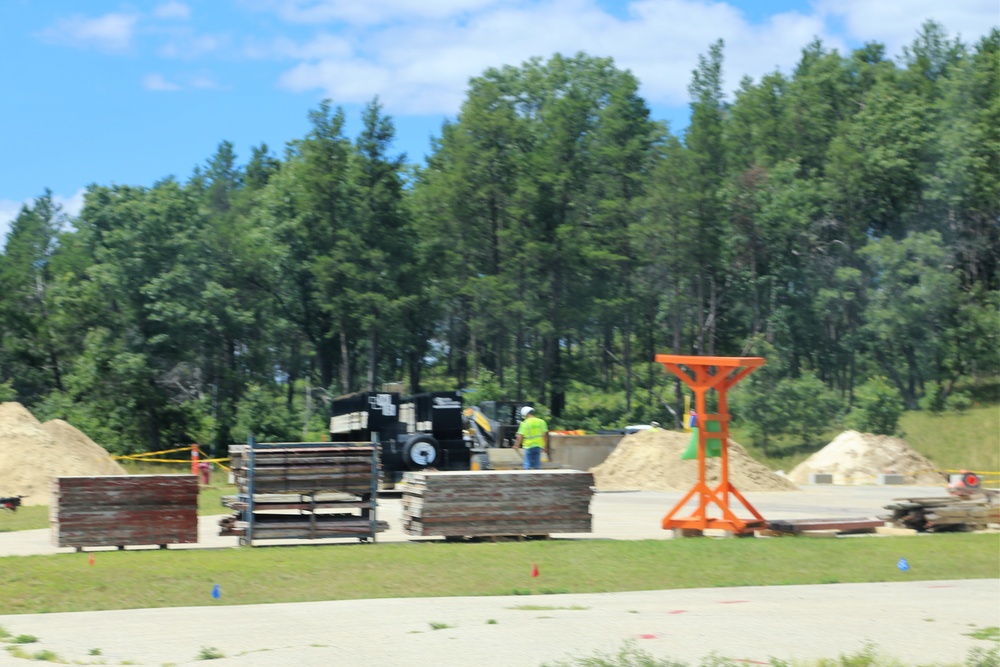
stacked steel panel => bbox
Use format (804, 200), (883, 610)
(52, 475), (198, 549)
(401, 470), (594, 537)
(222, 443), (381, 543)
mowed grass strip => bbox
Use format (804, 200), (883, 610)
(0, 534), (996, 615)
(900, 405), (1000, 474)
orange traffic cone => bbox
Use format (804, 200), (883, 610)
(88, 554), (94, 566)
(531, 563), (539, 577)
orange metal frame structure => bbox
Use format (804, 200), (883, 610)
(655, 354), (767, 535)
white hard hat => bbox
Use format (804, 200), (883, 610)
(520, 406), (534, 418)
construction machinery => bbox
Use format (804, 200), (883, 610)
(1, 495), (23, 512)
(330, 390), (472, 487)
(463, 401), (531, 450)
(330, 392), (534, 486)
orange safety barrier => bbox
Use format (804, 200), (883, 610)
(656, 354), (767, 535)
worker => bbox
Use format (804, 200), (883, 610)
(650, 421), (661, 430)
(514, 406), (550, 470)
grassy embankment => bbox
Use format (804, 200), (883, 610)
(731, 404), (1000, 478)
(0, 533), (996, 615)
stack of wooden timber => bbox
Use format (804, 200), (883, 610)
(882, 496), (1000, 532)
(223, 443), (381, 544)
(52, 475), (198, 550)
(218, 491), (388, 539)
(218, 513), (388, 538)
(229, 444), (377, 495)
(401, 470), (594, 538)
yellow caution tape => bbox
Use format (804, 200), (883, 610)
(133, 445), (194, 457)
(115, 456), (193, 463)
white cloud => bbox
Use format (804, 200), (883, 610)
(154, 1), (193, 20)
(143, 73), (183, 91)
(0, 200), (26, 247)
(819, 0), (999, 55)
(189, 74), (222, 89)
(267, 0), (997, 116)
(274, 0), (841, 112)
(56, 189), (87, 219)
(158, 32), (230, 59)
(38, 12), (138, 52)
(0, 189), (85, 251)
(244, 33), (352, 60)
(256, 0), (506, 25)
(143, 72), (223, 91)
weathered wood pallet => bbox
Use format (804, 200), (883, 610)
(52, 475), (198, 549)
(401, 470), (594, 538)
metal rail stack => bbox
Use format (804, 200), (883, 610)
(221, 437), (381, 546)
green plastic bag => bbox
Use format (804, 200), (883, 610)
(680, 420), (723, 460)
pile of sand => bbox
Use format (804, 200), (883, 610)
(788, 430), (942, 485)
(590, 429), (799, 492)
(0, 402), (126, 505)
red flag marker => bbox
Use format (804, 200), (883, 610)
(88, 554), (94, 566)
(531, 563), (539, 577)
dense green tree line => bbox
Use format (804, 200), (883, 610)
(1, 23), (996, 454)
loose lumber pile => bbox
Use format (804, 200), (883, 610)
(401, 469), (594, 538)
(222, 443), (381, 544)
(765, 517), (884, 536)
(229, 444), (378, 495)
(882, 496), (1000, 532)
(52, 475), (198, 549)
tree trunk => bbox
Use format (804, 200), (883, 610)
(367, 327), (378, 392)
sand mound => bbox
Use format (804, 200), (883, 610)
(0, 402), (126, 505)
(590, 429), (799, 492)
(788, 430), (942, 485)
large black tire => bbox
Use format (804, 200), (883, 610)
(401, 434), (441, 470)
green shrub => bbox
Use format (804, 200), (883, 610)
(847, 377), (904, 435)
(945, 391), (973, 413)
(919, 381), (947, 414)
(197, 646), (225, 660)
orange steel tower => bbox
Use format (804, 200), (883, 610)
(655, 355), (766, 535)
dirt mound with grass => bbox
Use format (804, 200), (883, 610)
(788, 430), (942, 485)
(0, 402), (126, 505)
(590, 429), (799, 492)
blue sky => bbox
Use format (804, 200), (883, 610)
(1, 0), (996, 242)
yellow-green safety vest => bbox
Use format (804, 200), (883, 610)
(517, 416), (548, 449)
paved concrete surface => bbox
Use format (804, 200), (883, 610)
(0, 484), (965, 554)
(1, 485), (997, 666)
(0, 580), (997, 666)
